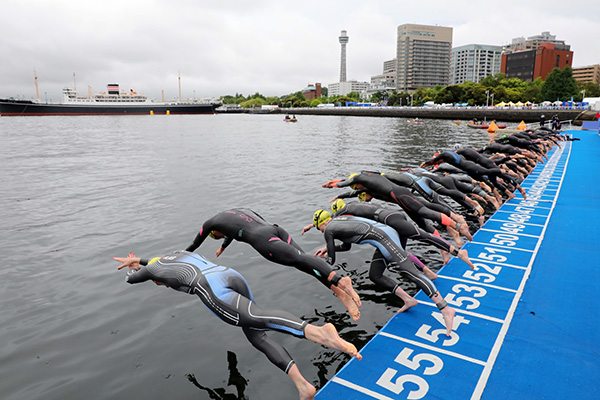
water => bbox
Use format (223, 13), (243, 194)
(0, 114), (495, 400)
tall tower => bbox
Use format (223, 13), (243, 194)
(339, 30), (349, 83)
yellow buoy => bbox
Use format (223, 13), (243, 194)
(517, 120), (527, 130)
(487, 121), (499, 133)
(150, 110), (154, 115)
(167, 110), (170, 115)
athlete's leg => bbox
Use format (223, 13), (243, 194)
(370, 250), (417, 312)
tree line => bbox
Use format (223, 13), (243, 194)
(220, 66), (600, 108)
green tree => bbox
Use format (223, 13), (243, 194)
(577, 82), (600, 100)
(239, 98), (266, 108)
(309, 99), (322, 107)
(541, 66), (578, 101)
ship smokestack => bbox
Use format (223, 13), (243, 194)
(107, 84), (119, 95)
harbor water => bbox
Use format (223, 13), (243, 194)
(0, 114), (498, 400)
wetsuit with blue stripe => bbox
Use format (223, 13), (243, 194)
(383, 171), (456, 212)
(322, 216), (437, 297)
(126, 251), (308, 373)
(186, 208), (340, 288)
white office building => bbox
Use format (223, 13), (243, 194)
(451, 44), (502, 84)
(328, 80), (370, 97)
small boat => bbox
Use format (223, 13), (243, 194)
(407, 119), (423, 124)
(451, 120), (461, 125)
(467, 123), (507, 129)
(284, 116), (297, 122)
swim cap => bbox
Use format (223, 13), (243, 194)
(358, 192), (368, 202)
(331, 199), (346, 213)
(348, 173), (359, 189)
(313, 209), (331, 228)
(453, 144), (462, 151)
(209, 231), (217, 239)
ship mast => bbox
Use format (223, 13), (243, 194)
(34, 69), (40, 100)
(178, 70), (182, 102)
(73, 72), (77, 93)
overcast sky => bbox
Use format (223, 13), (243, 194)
(1, 0), (598, 101)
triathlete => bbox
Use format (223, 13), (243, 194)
(185, 208), (361, 321)
(303, 198), (475, 268)
(113, 251), (361, 400)
(310, 210), (455, 336)
(411, 167), (500, 210)
(420, 150), (519, 202)
(454, 145), (528, 199)
(385, 169), (486, 224)
(322, 171), (473, 246)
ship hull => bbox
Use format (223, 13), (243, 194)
(0, 99), (219, 116)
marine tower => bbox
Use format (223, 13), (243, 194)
(339, 30), (349, 83)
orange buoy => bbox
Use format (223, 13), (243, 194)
(517, 120), (527, 130)
(487, 120), (499, 133)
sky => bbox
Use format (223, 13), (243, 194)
(1, 0), (598, 101)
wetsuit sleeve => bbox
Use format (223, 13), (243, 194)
(323, 226), (352, 265)
(421, 153), (445, 166)
(221, 236), (234, 249)
(334, 178), (355, 188)
(125, 266), (154, 284)
(185, 221), (212, 252)
(337, 190), (360, 199)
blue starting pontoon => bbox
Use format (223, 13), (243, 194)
(316, 129), (599, 400)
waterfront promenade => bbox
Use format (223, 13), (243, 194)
(316, 128), (599, 400)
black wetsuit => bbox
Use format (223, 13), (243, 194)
(331, 202), (454, 253)
(422, 150), (515, 193)
(322, 215), (438, 297)
(383, 171), (456, 212)
(406, 168), (480, 213)
(186, 208), (339, 288)
(456, 147), (521, 190)
(126, 251), (308, 373)
(333, 172), (455, 234)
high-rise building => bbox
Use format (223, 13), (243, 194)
(501, 42), (573, 81)
(572, 64), (600, 85)
(396, 24), (453, 91)
(451, 44), (502, 84)
(339, 30), (349, 83)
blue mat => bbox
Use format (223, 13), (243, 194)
(317, 131), (600, 400)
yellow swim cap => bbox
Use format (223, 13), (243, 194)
(358, 192), (368, 202)
(331, 199), (346, 213)
(209, 231), (217, 239)
(313, 209), (332, 228)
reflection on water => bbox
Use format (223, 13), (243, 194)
(186, 352), (249, 400)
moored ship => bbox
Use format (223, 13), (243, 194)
(0, 82), (221, 116)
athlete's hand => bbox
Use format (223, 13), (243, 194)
(113, 256), (141, 270)
(215, 247), (225, 257)
(328, 195), (339, 203)
(323, 179), (342, 188)
(314, 246), (328, 258)
(301, 224), (313, 235)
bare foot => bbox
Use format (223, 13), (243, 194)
(447, 226), (462, 247)
(287, 364), (316, 400)
(337, 276), (362, 307)
(489, 196), (500, 209)
(459, 223), (473, 241)
(397, 297), (418, 313)
(306, 323), (362, 360)
(506, 191), (516, 200)
(441, 249), (450, 265)
(331, 285), (360, 322)
(441, 306), (456, 336)
(424, 267), (438, 281)
(458, 249), (475, 270)
(478, 214), (485, 227)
